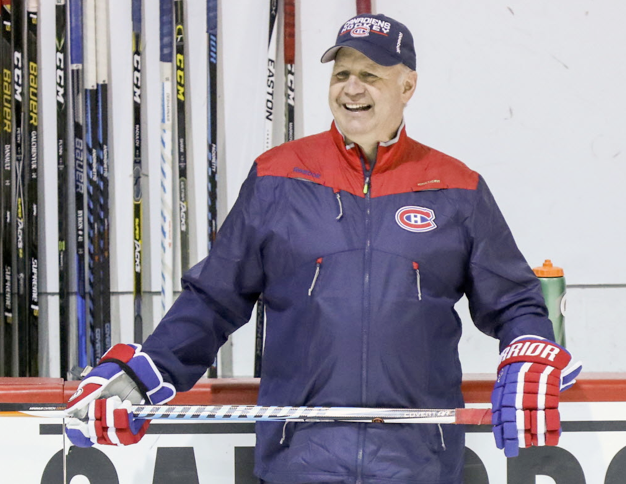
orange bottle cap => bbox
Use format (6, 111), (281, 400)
(533, 259), (564, 278)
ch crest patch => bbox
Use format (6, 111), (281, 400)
(395, 206), (437, 233)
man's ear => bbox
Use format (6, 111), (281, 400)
(402, 70), (418, 101)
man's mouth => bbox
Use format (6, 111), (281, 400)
(343, 103), (371, 112)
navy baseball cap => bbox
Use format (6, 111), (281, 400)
(321, 13), (416, 71)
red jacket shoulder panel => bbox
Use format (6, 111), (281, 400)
(372, 137), (479, 197)
(256, 125), (479, 197)
(256, 130), (366, 196)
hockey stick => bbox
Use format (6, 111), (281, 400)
(131, 0), (143, 342)
(174, 0), (190, 274)
(1, 0), (13, 376)
(95, 0), (111, 357)
(206, 0), (218, 378)
(254, 0), (279, 379)
(253, 0), (297, 379)
(356, 0), (373, 15)
(83, 0), (100, 365)
(56, 0), (70, 380)
(69, 0), (88, 369)
(25, 0), (39, 376)
(206, 0), (217, 254)
(283, 0), (295, 143)
(159, 0), (174, 318)
(12, 0), (27, 376)
(0, 403), (492, 425)
(263, 0), (278, 152)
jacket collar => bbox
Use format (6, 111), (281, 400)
(330, 120), (408, 173)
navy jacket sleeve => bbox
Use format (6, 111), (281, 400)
(464, 176), (555, 352)
(141, 165), (272, 391)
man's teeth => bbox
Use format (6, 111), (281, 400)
(344, 103), (371, 111)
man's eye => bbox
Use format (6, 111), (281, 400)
(361, 73), (377, 81)
(334, 71), (349, 80)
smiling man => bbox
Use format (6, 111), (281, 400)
(323, 14), (417, 165)
(65, 13), (580, 484)
(327, 48), (416, 162)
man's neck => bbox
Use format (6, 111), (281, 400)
(358, 143), (378, 165)
(340, 120), (405, 166)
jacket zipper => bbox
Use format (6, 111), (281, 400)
(413, 262), (422, 300)
(308, 258), (323, 296)
(357, 157), (373, 484)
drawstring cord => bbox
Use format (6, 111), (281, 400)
(438, 424), (446, 450)
(413, 262), (422, 301)
(308, 258), (323, 296)
(335, 192), (343, 220)
(280, 421), (288, 445)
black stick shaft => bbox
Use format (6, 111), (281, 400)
(26, 0), (39, 376)
(174, 0), (189, 274)
(132, 0), (143, 342)
(95, 0), (111, 356)
(206, 0), (219, 378)
(1, 0), (14, 376)
(83, 0), (100, 365)
(207, 0), (217, 254)
(12, 0), (27, 376)
(69, 0), (88, 369)
(56, 0), (70, 379)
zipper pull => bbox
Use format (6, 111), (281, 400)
(363, 176), (370, 194)
(413, 262), (422, 301)
(308, 258), (323, 296)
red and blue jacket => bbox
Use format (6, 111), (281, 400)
(143, 122), (555, 484)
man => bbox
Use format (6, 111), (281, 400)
(66, 13), (581, 484)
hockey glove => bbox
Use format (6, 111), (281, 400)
(65, 344), (175, 447)
(491, 336), (582, 458)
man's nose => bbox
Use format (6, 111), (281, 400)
(343, 75), (366, 96)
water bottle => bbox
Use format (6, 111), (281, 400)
(533, 260), (566, 347)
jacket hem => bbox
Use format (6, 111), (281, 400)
(257, 469), (463, 484)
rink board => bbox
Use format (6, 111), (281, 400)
(0, 376), (625, 483)
(0, 402), (625, 483)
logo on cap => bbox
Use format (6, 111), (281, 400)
(321, 13), (417, 71)
(340, 17), (391, 36)
(395, 206), (437, 233)
(351, 25), (370, 37)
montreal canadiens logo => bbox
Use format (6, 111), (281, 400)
(395, 206), (437, 233)
(351, 25), (370, 37)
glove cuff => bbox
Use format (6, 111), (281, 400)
(100, 344), (176, 405)
(100, 345), (151, 403)
(498, 337), (571, 373)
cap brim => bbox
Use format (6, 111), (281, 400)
(320, 45), (342, 64)
(320, 40), (402, 67)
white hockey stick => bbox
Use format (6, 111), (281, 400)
(159, 0), (174, 317)
(0, 404), (492, 425)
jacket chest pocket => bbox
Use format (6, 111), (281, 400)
(308, 257), (425, 301)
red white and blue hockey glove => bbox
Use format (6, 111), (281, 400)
(65, 344), (175, 447)
(491, 336), (582, 458)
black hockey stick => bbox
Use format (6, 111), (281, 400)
(56, 0), (70, 380)
(131, 0), (143, 342)
(1, 0), (14, 376)
(25, 0), (39, 376)
(174, 0), (190, 274)
(69, 0), (88, 369)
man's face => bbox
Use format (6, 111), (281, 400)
(329, 48), (416, 148)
